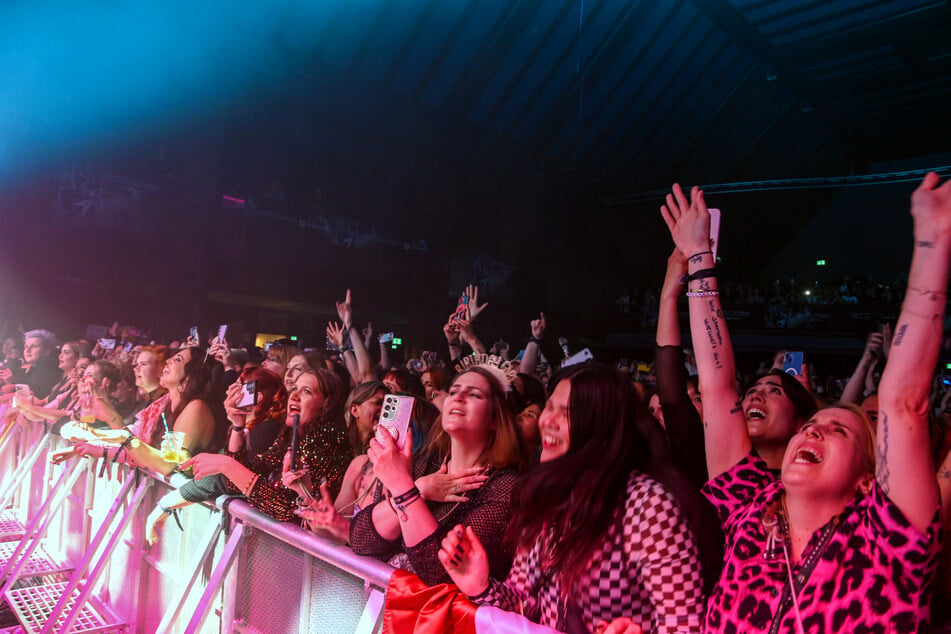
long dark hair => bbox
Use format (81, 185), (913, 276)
(507, 363), (653, 589)
(166, 347), (228, 450)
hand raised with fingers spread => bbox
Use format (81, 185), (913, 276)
(659, 183), (711, 261)
(336, 289), (353, 330)
(437, 525), (490, 596)
(326, 321), (346, 350)
(466, 285), (488, 322)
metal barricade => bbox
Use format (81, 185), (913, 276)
(0, 422), (396, 633)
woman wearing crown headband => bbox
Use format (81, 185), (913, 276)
(657, 178), (945, 632)
(349, 366), (523, 586)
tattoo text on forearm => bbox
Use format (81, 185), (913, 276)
(893, 324), (907, 347)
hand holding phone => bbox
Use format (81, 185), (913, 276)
(783, 351), (805, 376)
(376, 395), (415, 451)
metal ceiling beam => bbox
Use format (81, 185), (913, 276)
(685, 0), (851, 148)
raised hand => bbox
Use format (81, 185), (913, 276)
(366, 423), (414, 495)
(362, 322), (374, 349)
(662, 248), (688, 294)
(223, 382), (248, 427)
(437, 525), (490, 596)
(326, 321), (346, 350)
(659, 183), (711, 262)
(465, 285), (488, 322)
(416, 461), (488, 503)
(530, 312), (546, 339)
(336, 289), (354, 330)
(443, 317), (461, 344)
(910, 172), (951, 240)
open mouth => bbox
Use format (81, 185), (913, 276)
(746, 407), (766, 420)
(793, 446), (822, 464)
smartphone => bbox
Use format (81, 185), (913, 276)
(189, 326), (199, 343)
(376, 394), (415, 451)
(98, 338), (117, 350)
(451, 292), (470, 321)
(264, 341), (274, 352)
(562, 348), (594, 368)
(123, 342), (133, 353)
(217, 324), (228, 342)
(14, 384), (31, 398)
(237, 380), (257, 409)
(708, 208), (721, 260)
(783, 351), (805, 376)
(379, 332), (394, 343)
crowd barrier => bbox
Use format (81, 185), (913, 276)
(0, 411), (396, 633)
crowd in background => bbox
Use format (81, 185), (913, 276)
(2, 174), (951, 633)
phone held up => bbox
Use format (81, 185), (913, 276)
(375, 394), (415, 452)
(237, 380), (257, 410)
(783, 351), (804, 376)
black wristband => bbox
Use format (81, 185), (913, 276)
(528, 336), (542, 345)
(684, 268), (717, 283)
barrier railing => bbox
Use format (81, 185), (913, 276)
(0, 413), (395, 633)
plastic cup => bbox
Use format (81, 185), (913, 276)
(161, 431), (186, 463)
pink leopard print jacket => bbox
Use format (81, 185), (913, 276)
(702, 454), (940, 633)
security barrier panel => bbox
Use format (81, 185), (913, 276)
(0, 414), (395, 634)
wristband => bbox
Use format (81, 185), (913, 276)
(684, 268), (717, 282)
(229, 424), (246, 434)
(528, 336), (542, 345)
(160, 504), (184, 531)
(687, 250), (713, 260)
(448, 341), (461, 348)
(686, 290), (720, 298)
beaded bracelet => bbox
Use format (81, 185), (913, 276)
(686, 290), (720, 298)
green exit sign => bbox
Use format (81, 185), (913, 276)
(816, 259), (826, 266)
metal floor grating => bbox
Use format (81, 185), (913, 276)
(5, 582), (125, 633)
(0, 512), (24, 543)
(0, 543), (69, 579)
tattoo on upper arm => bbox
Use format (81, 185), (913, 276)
(876, 412), (891, 493)
(941, 468), (951, 481)
(893, 324), (908, 347)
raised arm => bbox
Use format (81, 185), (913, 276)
(840, 332), (882, 404)
(660, 184), (749, 478)
(520, 313), (545, 377)
(654, 248), (708, 487)
(877, 172), (950, 533)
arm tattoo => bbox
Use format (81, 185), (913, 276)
(875, 412), (891, 493)
(689, 254), (704, 264)
(698, 279), (711, 291)
(893, 324), (907, 347)
(917, 240), (935, 248)
(941, 468), (951, 481)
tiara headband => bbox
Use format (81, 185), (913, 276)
(454, 353), (518, 392)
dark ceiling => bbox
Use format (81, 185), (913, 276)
(259, 0), (951, 194)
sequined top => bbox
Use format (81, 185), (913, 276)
(224, 417), (353, 523)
